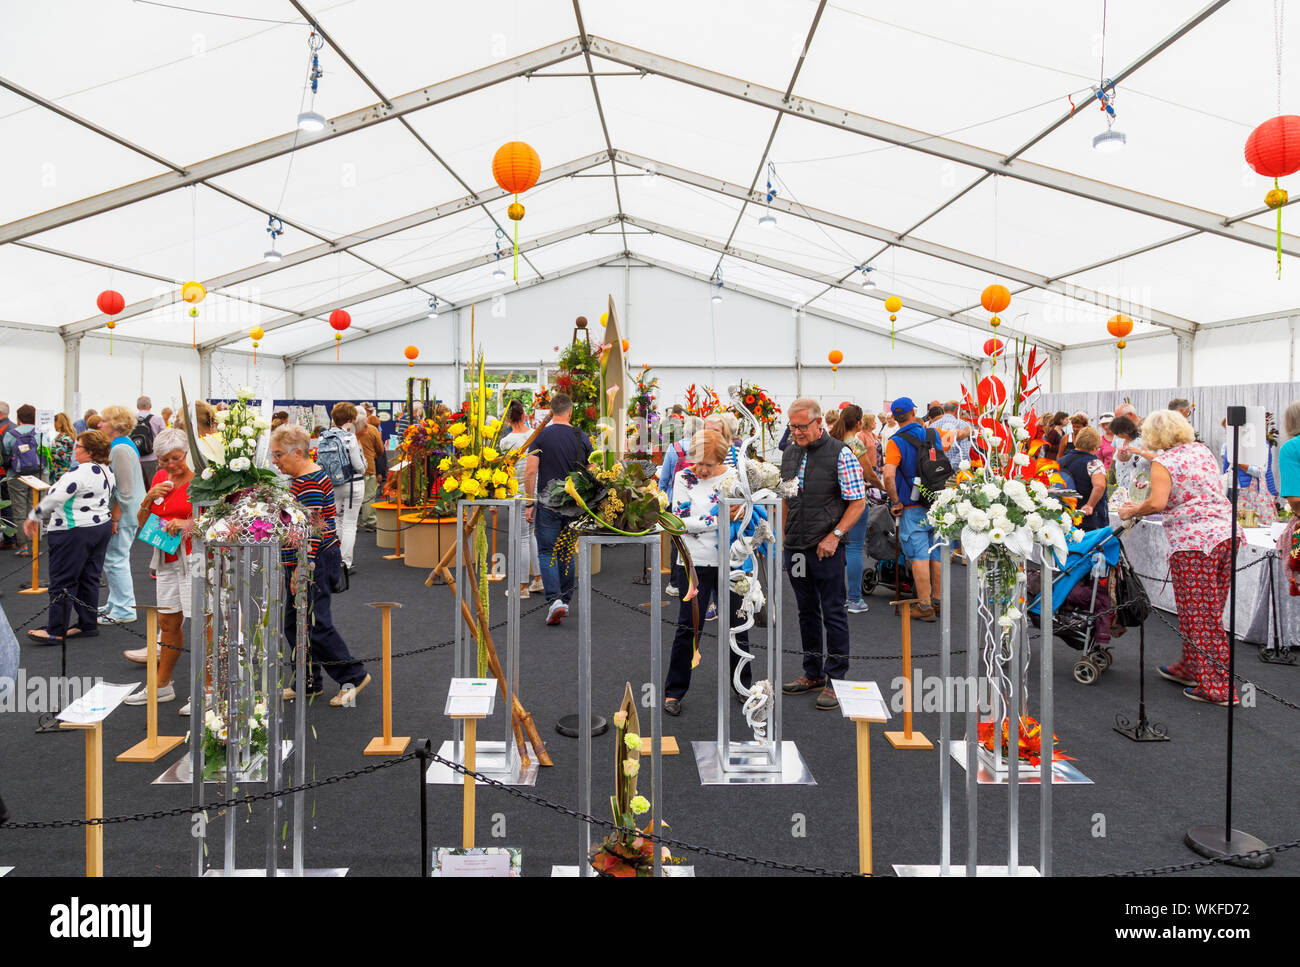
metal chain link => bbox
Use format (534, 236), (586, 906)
(0, 753), (416, 830)
(1108, 836), (1300, 876)
(422, 748), (872, 876)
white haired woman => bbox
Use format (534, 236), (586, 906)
(123, 428), (196, 705)
(1117, 410), (1240, 706)
(270, 424), (370, 706)
(97, 404), (145, 625)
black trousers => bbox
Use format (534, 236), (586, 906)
(45, 524), (113, 638)
(665, 565), (753, 700)
(282, 544), (366, 691)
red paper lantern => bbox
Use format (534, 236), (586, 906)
(97, 289), (125, 316)
(1244, 116), (1300, 178)
(329, 309), (351, 332)
(983, 337), (1004, 358)
(492, 142), (541, 194)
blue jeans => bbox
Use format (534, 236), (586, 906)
(845, 513), (868, 602)
(534, 506), (575, 604)
(785, 544), (850, 681)
(101, 515), (139, 619)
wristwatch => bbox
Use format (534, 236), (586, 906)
(832, 528), (844, 539)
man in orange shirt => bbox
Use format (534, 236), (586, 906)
(355, 405), (384, 532)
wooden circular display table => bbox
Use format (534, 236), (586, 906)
(372, 501), (401, 549)
(399, 514), (458, 569)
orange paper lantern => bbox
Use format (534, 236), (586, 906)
(1108, 314), (1134, 374)
(492, 142), (541, 194)
(404, 345), (419, 367)
(828, 350), (844, 365)
(981, 283), (1011, 315)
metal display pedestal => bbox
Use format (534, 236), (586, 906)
(431, 500), (529, 786)
(695, 496), (811, 786)
(576, 532), (665, 877)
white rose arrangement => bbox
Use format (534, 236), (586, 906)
(188, 392), (281, 501)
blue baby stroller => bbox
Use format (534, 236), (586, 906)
(1027, 524), (1125, 685)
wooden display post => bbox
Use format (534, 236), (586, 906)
(117, 607), (184, 763)
(854, 715), (886, 875)
(364, 602), (410, 756)
(884, 600), (933, 750)
(457, 714), (484, 848)
(17, 476), (50, 595)
(487, 507), (505, 582)
(60, 720), (105, 876)
(383, 492), (405, 561)
(660, 530), (671, 575)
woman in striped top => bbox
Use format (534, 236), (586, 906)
(25, 431), (115, 643)
(270, 424), (369, 707)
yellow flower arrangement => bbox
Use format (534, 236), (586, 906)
(449, 422), (466, 436)
(459, 454), (480, 469)
(482, 446), (499, 462)
(453, 434), (471, 449)
(438, 457), (452, 472)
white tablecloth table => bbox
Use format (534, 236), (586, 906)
(1115, 516), (1295, 648)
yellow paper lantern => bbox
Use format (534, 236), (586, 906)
(181, 281), (206, 304)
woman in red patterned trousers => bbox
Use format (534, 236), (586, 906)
(1119, 410), (1239, 705)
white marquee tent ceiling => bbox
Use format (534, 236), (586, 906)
(2, 0), (1298, 362)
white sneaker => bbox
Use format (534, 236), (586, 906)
(125, 682), (175, 705)
(665, 584), (680, 597)
(528, 577), (545, 593)
(178, 692), (213, 717)
(546, 600), (568, 626)
(847, 599), (871, 614)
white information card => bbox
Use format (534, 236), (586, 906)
(444, 678), (496, 718)
(831, 679), (891, 722)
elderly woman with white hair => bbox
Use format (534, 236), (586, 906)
(1117, 410), (1240, 706)
(123, 427), (197, 705)
(270, 423), (370, 706)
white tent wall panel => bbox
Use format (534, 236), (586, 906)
(1193, 318), (1295, 388)
(1058, 335), (1178, 395)
(293, 363), (459, 405)
(0, 328), (66, 411)
(210, 352), (287, 405)
(78, 338), (201, 417)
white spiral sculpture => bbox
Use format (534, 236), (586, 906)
(722, 385), (783, 738)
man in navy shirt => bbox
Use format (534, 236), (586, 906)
(524, 393), (592, 625)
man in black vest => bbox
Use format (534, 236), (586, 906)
(779, 398), (867, 711)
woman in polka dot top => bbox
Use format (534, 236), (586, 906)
(24, 430), (116, 643)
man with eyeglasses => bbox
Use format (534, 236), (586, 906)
(778, 398), (867, 711)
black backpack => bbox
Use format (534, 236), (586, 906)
(130, 415), (156, 457)
(894, 427), (954, 506)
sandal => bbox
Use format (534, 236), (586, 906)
(14, 548), (30, 558)
(27, 629), (62, 643)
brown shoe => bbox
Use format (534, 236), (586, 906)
(930, 598), (942, 615)
(782, 675), (827, 695)
(913, 602), (937, 623)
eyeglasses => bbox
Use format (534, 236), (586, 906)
(788, 418), (820, 432)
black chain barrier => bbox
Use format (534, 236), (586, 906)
(0, 753), (416, 830)
(1106, 836), (1300, 876)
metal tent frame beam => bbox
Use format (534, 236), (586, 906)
(0, 38), (584, 245)
(199, 215), (618, 350)
(614, 152), (1195, 336)
(61, 151), (610, 336)
(589, 36), (1297, 258)
(621, 214), (1046, 351)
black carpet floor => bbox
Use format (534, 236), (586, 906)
(2, 529), (1298, 878)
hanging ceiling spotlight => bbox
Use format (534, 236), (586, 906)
(263, 214), (285, 262)
(492, 265), (507, 281)
(758, 162), (778, 229)
(857, 265), (876, 288)
(1092, 128), (1127, 152)
(710, 266), (724, 303)
(1089, 13), (1125, 153)
(297, 29), (327, 134)
(427, 296), (439, 318)
(491, 227), (508, 280)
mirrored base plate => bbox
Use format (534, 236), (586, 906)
(692, 740), (815, 785)
(425, 740), (540, 786)
(202, 867), (348, 877)
(550, 865), (695, 877)
(153, 740), (294, 785)
(949, 741), (1091, 785)
(893, 864), (1040, 877)
(0, 867), (12, 877)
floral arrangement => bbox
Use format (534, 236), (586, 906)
(625, 364), (660, 458)
(436, 361), (522, 504)
(556, 339), (602, 434)
(533, 384), (552, 412)
(201, 699), (269, 781)
(977, 715), (1071, 769)
(194, 483), (317, 547)
(683, 383), (724, 418)
(738, 380), (780, 451)
(589, 683), (668, 877)
(189, 387), (277, 502)
(398, 408), (464, 510)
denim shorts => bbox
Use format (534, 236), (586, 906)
(899, 505), (940, 562)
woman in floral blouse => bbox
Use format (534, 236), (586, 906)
(1118, 410), (1239, 705)
(50, 413), (76, 475)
